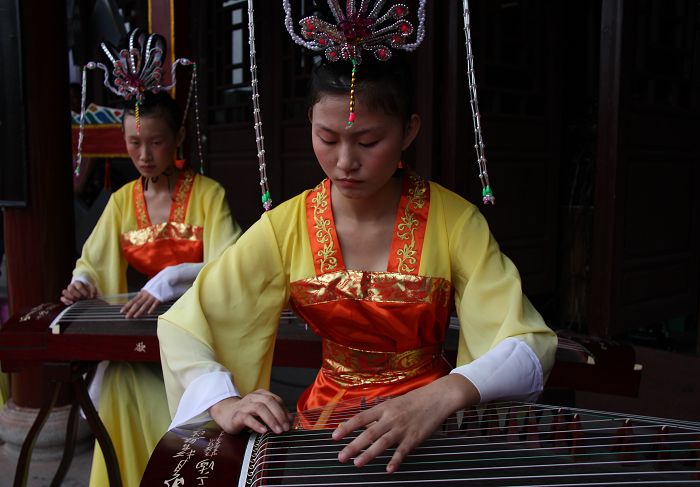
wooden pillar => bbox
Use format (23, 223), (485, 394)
(3, 0), (74, 408)
(589, 0), (624, 337)
(149, 0), (175, 79)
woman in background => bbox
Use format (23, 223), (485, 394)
(61, 87), (241, 485)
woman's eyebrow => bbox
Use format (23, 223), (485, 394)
(315, 123), (383, 136)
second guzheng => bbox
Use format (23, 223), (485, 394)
(48, 294), (172, 335)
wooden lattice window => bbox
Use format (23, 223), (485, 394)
(207, 0), (252, 124)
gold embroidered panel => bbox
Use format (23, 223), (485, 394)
(120, 222), (204, 247)
(290, 270), (453, 307)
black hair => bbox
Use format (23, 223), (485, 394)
(122, 91), (183, 135)
(308, 54), (415, 123)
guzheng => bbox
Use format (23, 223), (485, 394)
(0, 297), (319, 368)
(142, 399), (700, 486)
(0, 296), (169, 366)
(48, 294), (171, 335)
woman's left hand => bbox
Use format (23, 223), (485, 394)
(332, 374), (480, 473)
(121, 290), (161, 319)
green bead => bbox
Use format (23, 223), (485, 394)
(482, 185), (492, 196)
(261, 191), (270, 203)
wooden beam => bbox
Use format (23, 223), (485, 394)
(589, 0), (624, 337)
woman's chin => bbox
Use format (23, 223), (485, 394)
(136, 166), (160, 178)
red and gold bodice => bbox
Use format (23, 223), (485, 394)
(290, 173), (454, 412)
(119, 170), (203, 278)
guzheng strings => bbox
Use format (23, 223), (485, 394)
(240, 400), (700, 486)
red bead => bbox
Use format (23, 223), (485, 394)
(400, 23), (410, 33)
(395, 6), (407, 16)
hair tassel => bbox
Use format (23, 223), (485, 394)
(347, 59), (357, 128)
(135, 100), (141, 134)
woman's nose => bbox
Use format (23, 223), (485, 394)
(336, 143), (358, 172)
(139, 146), (151, 161)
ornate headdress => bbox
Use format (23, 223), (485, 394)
(74, 28), (203, 176)
(247, 0), (494, 211)
(284, 0), (426, 126)
(243, 0), (426, 212)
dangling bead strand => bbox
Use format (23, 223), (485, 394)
(191, 67), (205, 174)
(347, 59), (357, 127)
(464, 0), (494, 205)
(248, 0), (272, 211)
(74, 66), (89, 176)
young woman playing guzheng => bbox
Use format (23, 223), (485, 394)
(60, 31), (241, 487)
(159, 47), (557, 475)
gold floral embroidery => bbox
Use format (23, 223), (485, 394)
(395, 175), (427, 273)
(133, 171), (196, 228)
(311, 181), (338, 273)
(170, 170), (195, 223)
(133, 180), (150, 229)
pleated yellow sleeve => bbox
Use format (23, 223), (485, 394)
(159, 216), (285, 418)
(72, 183), (135, 296)
(183, 174), (242, 261)
(421, 182), (557, 375)
(159, 191), (314, 418)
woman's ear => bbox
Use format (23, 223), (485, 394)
(307, 106), (314, 123)
(401, 114), (421, 151)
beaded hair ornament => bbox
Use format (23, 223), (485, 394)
(74, 28), (204, 177)
(284, 0), (426, 127)
(462, 0), (493, 204)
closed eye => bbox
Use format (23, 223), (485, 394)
(359, 141), (379, 148)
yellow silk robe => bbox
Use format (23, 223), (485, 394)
(159, 173), (557, 421)
(74, 171), (239, 293)
(77, 171), (241, 487)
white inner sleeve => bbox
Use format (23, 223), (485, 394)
(71, 274), (93, 286)
(450, 337), (544, 403)
(142, 262), (204, 303)
(170, 370), (240, 429)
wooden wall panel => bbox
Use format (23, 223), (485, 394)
(591, 0), (700, 337)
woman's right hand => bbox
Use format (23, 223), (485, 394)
(209, 390), (292, 435)
(60, 280), (97, 305)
